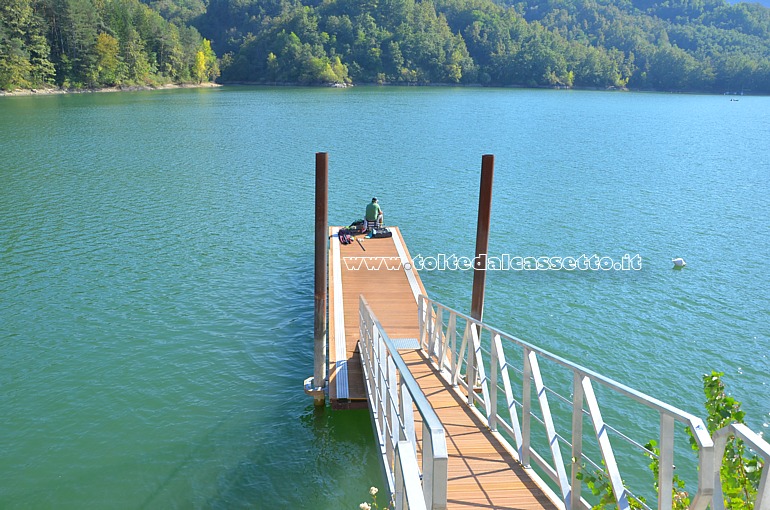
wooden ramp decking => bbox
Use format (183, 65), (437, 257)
(328, 226), (557, 509)
(328, 226), (425, 409)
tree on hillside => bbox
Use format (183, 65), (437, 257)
(0, 0), (55, 89)
(1, 0), (217, 90)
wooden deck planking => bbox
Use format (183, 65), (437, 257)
(329, 226), (423, 408)
(328, 226), (555, 509)
(404, 349), (558, 510)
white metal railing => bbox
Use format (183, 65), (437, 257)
(712, 423), (770, 510)
(359, 296), (448, 510)
(418, 294), (727, 510)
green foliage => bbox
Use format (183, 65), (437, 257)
(643, 440), (691, 510)
(575, 464), (646, 509)
(576, 373), (765, 510)
(194, 38), (218, 82)
(0, 0), (55, 90)
(0, 0), (216, 90)
(699, 371), (764, 509)
(194, 0), (770, 91)
(4, 0), (770, 91)
(647, 372), (765, 510)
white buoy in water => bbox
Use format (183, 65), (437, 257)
(672, 257), (686, 268)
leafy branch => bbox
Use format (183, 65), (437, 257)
(651, 371), (764, 509)
(575, 372), (765, 509)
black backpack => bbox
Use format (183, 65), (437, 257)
(348, 219), (365, 235)
(371, 227), (392, 238)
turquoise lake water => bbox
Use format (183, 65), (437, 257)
(1, 86), (768, 508)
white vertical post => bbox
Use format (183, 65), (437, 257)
(418, 295), (425, 349)
(394, 446), (405, 510)
(428, 306), (444, 360)
(385, 354), (397, 468)
(489, 333), (499, 431)
(445, 313), (456, 375)
(467, 326), (477, 407)
(570, 372), (585, 510)
(422, 422), (434, 509)
(400, 378), (416, 455)
(452, 321), (470, 387)
(531, 351), (570, 502)
(658, 414), (675, 510)
(470, 324), (491, 415)
(377, 331), (387, 446)
(581, 376), (630, 510)
(494, 333), (523, 458)
(426, 302), (434, 353)
(521, 347), (532, 468)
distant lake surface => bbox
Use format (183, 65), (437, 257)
(1, 86), (768, 508)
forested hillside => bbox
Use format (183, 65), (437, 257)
(3, 0), (770, 92)
(0, 0), (218, 91)
(199, 0), (770, 92)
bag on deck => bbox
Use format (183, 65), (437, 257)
(348, 219), (365, 235)
(338, 228), (352, 245)
(371, 227), (392, 238)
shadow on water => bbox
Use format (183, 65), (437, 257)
(137, 407), (239, 510)
(196, 405), (385, 510)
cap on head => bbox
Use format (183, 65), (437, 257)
(372, 197), (378, 202)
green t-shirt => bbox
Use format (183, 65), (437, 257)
(365, 202), (382, 221)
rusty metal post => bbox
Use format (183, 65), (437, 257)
(312, 152), (328, 405)
(471, 154), (494, 323)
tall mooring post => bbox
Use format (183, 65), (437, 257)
(305, 152), (328, 406)
(471, 154), (494, 322)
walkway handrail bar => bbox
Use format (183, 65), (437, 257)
(360, 295), (448, 510)
(395, 441), (429, 510)
(711, 423), (770, 510)
(418, 294), (719, 510)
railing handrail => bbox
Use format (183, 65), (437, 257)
(419, 295), (705, 428)
(417, 293), (726, 510)
(359, 295), (448, 510)
(369, 307), (446, 449)
(711, 423), (770, 510)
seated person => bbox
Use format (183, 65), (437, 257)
(365, 197), (383, 231)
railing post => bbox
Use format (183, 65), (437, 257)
(521, 347), (532, 468)
(570, 372), (585, 510)
(422, 425), (448, 510)
(445, 313), (456, 375)
(400, 378), (416, 453)
(394, 446), (405, 510)
(494, 333), (523, 458)
(418, 295), (425, 348)
(581, 376), (630, 510)
(467, 326), (477, 407)
(430, 307), (443, 361)
(426, 301), (435, 354)
(532, 351), (570, 502)
(489, 333), (499, 431)
(423, 421), (435, 509)
(658, 413), (675, 510)
(432, 437), (449, 510)
(387, 354), (398, 469)
(377, 331), (387, 445)
(452, 321), (470, 387)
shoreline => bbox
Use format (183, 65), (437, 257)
(0, 82), (221, 97)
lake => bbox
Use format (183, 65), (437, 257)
(1, 86), (768, 508)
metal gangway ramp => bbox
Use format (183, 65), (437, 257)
(329, 226), (558, 508)
(329, 226), (770, 510)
